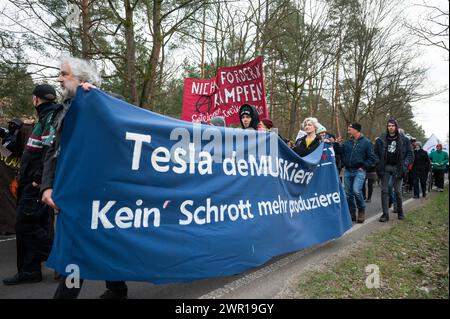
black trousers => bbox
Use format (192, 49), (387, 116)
(433, 170), (445, 189)
(362, 178), (375, 200)
(15, 184), (53, 273)
(53, 278), (127, 299)
(412, 170), (428, 197)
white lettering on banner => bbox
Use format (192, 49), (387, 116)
(150, 144), (213, 175)
(91, 200), (160, 229)
(191, 108), (222, 122)
(222, 153), (314, 184)
(256, 192), (341, 217)
(218, 65), (262, 85)
(258, 195), (289, 215)
(125, 131), (318, 185)
(179, 198), (254, 226)
(89, 192), (341, 230)
(191, 81), (216, 95)
(178, 192), (341, 226)
(223, 83), (263, 103)
(286, 192), (341, 218)
(126, 132), (151, 170)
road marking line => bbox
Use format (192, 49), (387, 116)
(199, 197), (417, 299)
(0, 237), (16, 243)
(198, 242), (328, 299)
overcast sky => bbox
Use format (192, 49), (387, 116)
(406, 0), (449, 143)
(412, 46), (448, 143)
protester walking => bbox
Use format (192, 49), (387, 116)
(411, 141), (431, 198)
(429, 143), (448, 192)
(374, 118), (414, 222)
(336, 122), (377, 223)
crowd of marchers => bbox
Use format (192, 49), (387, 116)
(1, 55), (448, 299)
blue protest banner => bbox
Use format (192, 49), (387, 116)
(46, 88), (351, 283)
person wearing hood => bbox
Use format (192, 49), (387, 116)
(374, 118), (414, 222)
(429, 143), (448, 192)
(3, 84), (58, 286)
(239, 104), (259, 130)
(411, 141), (431, 198)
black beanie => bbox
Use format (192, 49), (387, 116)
(348, 122), (362, 132)
(239, 104), (252, 118)
(32, 84), (57, 101)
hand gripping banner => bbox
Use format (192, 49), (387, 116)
(47, 88), (351, 283)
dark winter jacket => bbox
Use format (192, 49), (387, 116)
(336, 135), (377, 171)
(1, 123), (22, 155)
(374, 132), (414, 178)
(41, 99), (71, 194)
(412, 148), (431, 173)
(18, 102), (58, 188)
(293, 135), (322, 157)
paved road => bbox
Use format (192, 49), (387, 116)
(0, 183), (427, 299)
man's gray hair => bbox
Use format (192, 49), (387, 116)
(302, 117), (320, 130)
(60, 56), (102, 86)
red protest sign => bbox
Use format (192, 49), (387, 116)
(215, 56), (267, 124)
(181, 56), (268, 125)
(181, 77), (219, 123)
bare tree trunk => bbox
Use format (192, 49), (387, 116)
(140, 0), (162, 109)
(334, 38), (342, 138)
(269, 52), (275, 119)
(288, 86), (303, 138)
(125, 0), (138, 104)
(308, 77), (313, 116)
(80, 0), (91, 59)
(200, 3), (206, 79)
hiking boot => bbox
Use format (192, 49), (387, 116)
(99, 289), (128, 299)
(357, 209), (365, 223)
(3, 272), (42, 286)
(398, 211), (405, 220)
(349, 209), (356, 222)
(379, 214), (389, 222)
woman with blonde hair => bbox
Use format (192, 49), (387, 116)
(293, 117), (322, 157)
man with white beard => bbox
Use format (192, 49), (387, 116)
(41, 56), (128, 299)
